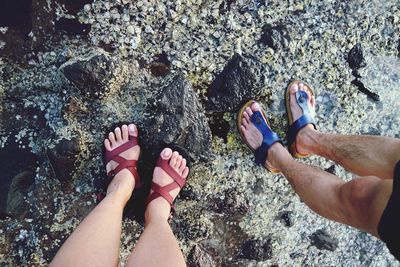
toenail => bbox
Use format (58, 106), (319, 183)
(163, 149), (171, 157)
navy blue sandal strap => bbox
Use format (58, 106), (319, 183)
(250, 111), (282, 165)
(287, 91), (316, 147)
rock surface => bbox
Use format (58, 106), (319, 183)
(240, 238), (273, 261)
(207, 53), (267, 112)
(0, 0), (399, 266)
(188, 244), (221, 267)
(310, 229), (339, 252)
(142, 73), (212, 161)
(260, 24), (290, 50)
(60, 50), (123, 99)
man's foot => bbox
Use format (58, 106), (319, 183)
(288, 81), (317, 155)
(239, 102), (283, 171)
(145, 148), (190, 222)
(104, 124), (140, 204)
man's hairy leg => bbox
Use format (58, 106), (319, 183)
(297, 129), (400, 180)
(268, 143), (392, 237)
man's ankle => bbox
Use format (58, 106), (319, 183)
(297, 127), (321, 155)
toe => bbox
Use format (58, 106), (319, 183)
(160, 148), (173, 160)
(240, 125), (247, 135)
(289, 82), (299, 94)
(128, 124), (138, 137)
(245, 107), (253, 116)
(179, 158), (186, 173)
(108, 132), (116, 147)
(251, 102), (262, 112)
(242, 118), (249, 128)
(182, 167), (189, 179)
(299, 82), (304, 91)
(115, 127), (122, 141)
(170, 151), (179, 167)
(104, 139), (112, 151)
(243, 111), (250, 122)
(175, 155), (183, 169)
(121, 125), (129, 141)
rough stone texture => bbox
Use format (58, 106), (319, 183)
(347, 43), (365, 70)
(1, 0), (400, 266)
(240, 238), (273, 261)
(260, 24), (290, 50)
(142, 73), (212, 162)
(60, 50), (123, 99)
(187, 244), (221, 267)
(212, 188), (250, 215)
(0, 144), (38, 218)
(310, 229), (339, 252)
(207, 53), (267, 112)
(277, 211), (294, 228)
(47, 137), (81, 182)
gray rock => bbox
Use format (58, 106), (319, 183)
(260, 24), (290, 50)
(142, 73), (211, 162)
(207, 54), (267, 112)
(47, 137), (81, 182)
(60, 50), (122, 99)
(0, 144), (38, 218)
(188, 244), (221, 267)
(310, 229), (338, 251)
(240, 237), (273, 261)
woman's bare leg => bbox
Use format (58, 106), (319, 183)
(50, 124), (139, 267)
(126, 148), (189, 267)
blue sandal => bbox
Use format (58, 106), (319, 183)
(285, 80), (317, 158)
(237, 100), (282, 173)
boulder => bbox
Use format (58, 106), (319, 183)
(0, 143), (38, 218)
(188, 244), (221, 267)
(60, 50), (123, 99)
(310, 229), (338, 251)
(240, 237), (273, 261)
(207, 54), (267, 112)
(142, 73), (211, 162)
(47, 137), (81, 182)
(260, 24), (290, 50)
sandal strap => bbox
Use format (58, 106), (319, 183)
(146, 156), (187, 210)
(287, 91), (316, 147)
(104, 135), (138, 164)
(104, 135), (141, 188)
(250, 111), (282, 165)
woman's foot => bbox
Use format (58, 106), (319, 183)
(239, 102), (282, 171)
(145, 148), (190, 222)
(288, 82), (317, 155)
(104, 124), (140, 205)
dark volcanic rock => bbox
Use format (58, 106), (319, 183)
(188, 244), (221, 267)
(47, 137), (81, 182)
(277, 211), (294, 227)
(207, 54), (267, 112)
(143, 73), (211, 162)
(310, 229), (338, 251)
(241, 238), (273, 261)
(347, 43), (365, 69)
(0, 144), (38, 218)
(60, 51), (122, 99)
(213, 189), (250, 215)
(351, 79), (380, 101)
(260, 24), (290, 50)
